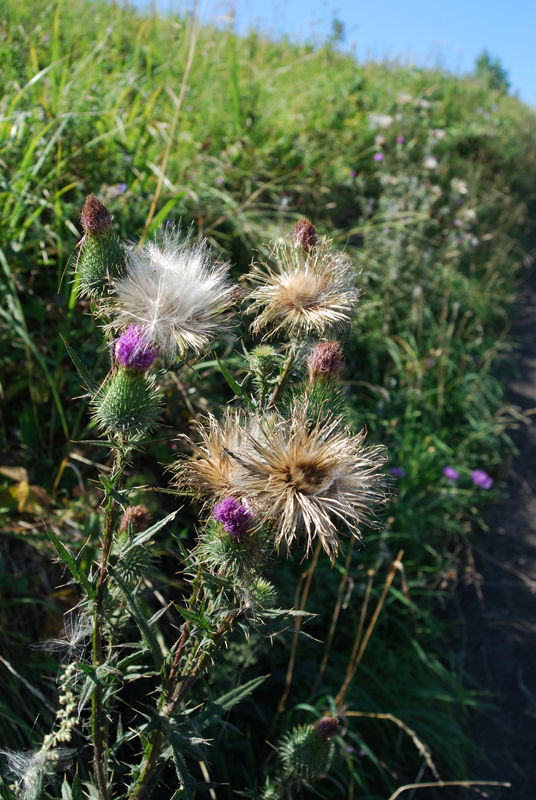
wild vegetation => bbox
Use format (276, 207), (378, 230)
(1, 0), (536, 798)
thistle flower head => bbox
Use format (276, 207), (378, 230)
(172, 409), (251, 502)
(214, 496), (254, 541)
(106, 226), (236, 362)
(279, 723), (335, 783)
(80, 194), (113, 234)
(92, 366), (161, 437)
(246, 233), (360, 341)
(307, 341), (343, 381)
(76, 194), (127, 298)
(119, 504), (152, 533)
(315, 717), (339, 739)
(114, 325), (159, 371)
(293, 218), (318, 251)
(236, 405), (385, 560)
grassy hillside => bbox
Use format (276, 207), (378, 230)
(1, 1), (536, 797)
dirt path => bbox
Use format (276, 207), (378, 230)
(460, 268), (536, 798)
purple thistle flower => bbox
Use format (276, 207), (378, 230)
(390, 467), (406, 478)
(373, 152), (384, 162)
(349, 169), (357, 178)
(396, 136), (405, 144)
(114, 325), (159, 371)
(443, 466), (460, 481)
(471, 469), (493, 489)
(214, 497), (254, 541)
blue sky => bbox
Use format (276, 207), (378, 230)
(172, 0), (536, 107)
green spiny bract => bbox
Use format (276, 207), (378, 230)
(112, 522), (154, 585)
(92, 366), (161, 437)
(278, 723), (336, 783)
(196, 517), (270, 578)
(77, 194), (127, 299)
(260, 780), (282, 800)
(247, 345), (281, 405)
(248, 576), (277, 610)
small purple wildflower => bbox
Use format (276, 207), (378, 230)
(214, 497), (254, 541)
(373, 152), (384, 162)
(349, 169), (357, 178)
(390, 467), (406, 478)
(472, 470), (493, 489)
(115, 325), (159, 371)
(443, 466), (460, 481)
(109, 182), (127, 196)
(396, 136), (405, 144)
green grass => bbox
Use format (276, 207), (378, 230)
(1, 0), (536, 796)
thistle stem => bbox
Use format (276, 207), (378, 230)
(92, 452), (124, 800)
(130, 611), (235, 800)
(267, 343), (298, 409)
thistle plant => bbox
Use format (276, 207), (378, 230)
(1, 201), (386, 800)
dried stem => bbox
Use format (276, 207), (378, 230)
(310, 538), (355, 698)
(387, 781), (510, 800)
(335, 550), (403, 708)
(278, 542), (322, 712)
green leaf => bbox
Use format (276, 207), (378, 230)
(192, 674), (268, 732)
(99, 474), (127, 505)
(77, 674), (97, 714)
(120, 510), (178, 556)
(63, 337), (99, 396)
(61, 776), (73, 800)
(46, 526), (95, 598)
(109, 566), (164, 670)
(169, 737), (195, 800)
(176, 603), (214, 632)
(216, 355), (256, 411)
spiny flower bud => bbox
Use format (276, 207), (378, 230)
(119, 505), (151, 533)
(307, 341), (343, 381)
(92, 366), (161, 437)
(279, 722), (336, 783)
(213, 497), (254, 542)
(292, 218), (318, 251)
(115, 325), (159, 371)
(77, 194), (127, 299)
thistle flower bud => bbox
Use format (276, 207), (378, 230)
(114, 325), (159, 371)
(293, 218), (318, 251)
(77, 194), (127, 299)
(279, 722), (336, 783)
(92, 366), (161, 437)
(307, 341), (343, 382)
(119, 505), (151, 533)
(213, 497), (254, 542)
(315, 716), (339, 739)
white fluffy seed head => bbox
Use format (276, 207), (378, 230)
(107, 227), (236, 362)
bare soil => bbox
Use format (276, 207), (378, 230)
(460, 268), (536, 798)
